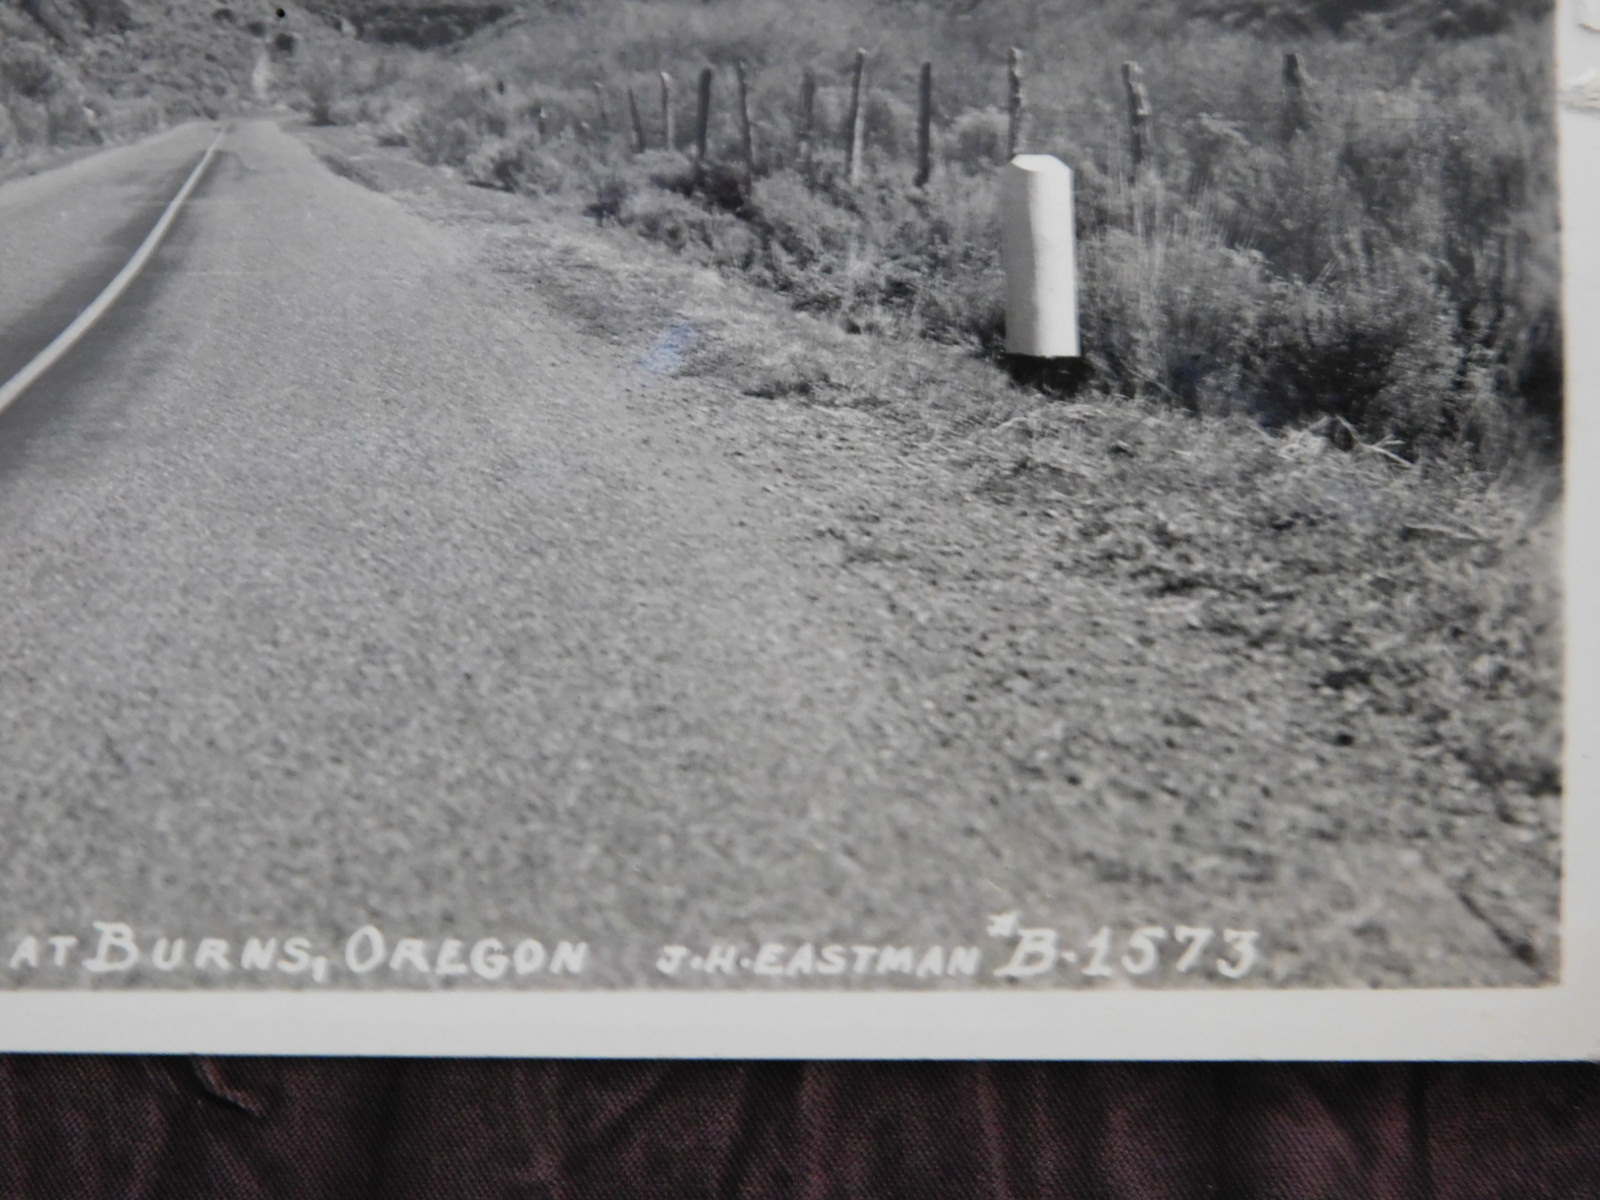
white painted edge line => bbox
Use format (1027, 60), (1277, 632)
(0, 125), (228, 418)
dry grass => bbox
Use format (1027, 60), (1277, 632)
(296, 0), (1560, 471)
(966, 401), (1561, 800)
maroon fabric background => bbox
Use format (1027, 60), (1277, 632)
(2, 1059), (1598, 1197)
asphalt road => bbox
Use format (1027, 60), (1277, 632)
(0, 119), (1537, 989)
(0, 125), (220, 389)
(0, 120), (1025, 984)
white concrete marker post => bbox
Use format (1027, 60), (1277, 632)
(1001, 155), (1079, 358)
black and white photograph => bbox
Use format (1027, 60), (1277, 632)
(0, 0), (1589, 1054)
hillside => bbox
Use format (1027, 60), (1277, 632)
(0, 0), (344, 158)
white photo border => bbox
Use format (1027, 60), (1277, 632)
(0, 0), (1594, 1060)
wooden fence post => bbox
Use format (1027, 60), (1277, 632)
(628, 86), (647, 154)
(660, 71), (675, 151)
(1122, 61), (1151, 174)
(915, 60), (933, 188)
(1282, 52), (1311, 141)
(797, 68), (817, 181)
(736, 60), (755, 189)
(845, 48), (867, 185)
(695, 66), (713, 166)
(1007, 48), (1025, 159)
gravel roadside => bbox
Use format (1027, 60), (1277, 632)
(291, 117), (1559, 988)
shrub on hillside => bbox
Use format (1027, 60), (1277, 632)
(409, 112), (479, 166)
(398, 71), (514, 165)
(1248, 251), (1466, 446)
(944, 107), (1008, 174)
(1079, 218), (1269, 413)
(44, 87), (98, 145)
(863, 91), (916, 162)
(0, 104), (18, 158)
(2, 96), (47, 148)
(300, 53), (344, 125)
(0, 42), (57, 101)
(464, 133), (576, 194)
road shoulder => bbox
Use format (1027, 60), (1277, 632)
(283, 117), (1560, 988)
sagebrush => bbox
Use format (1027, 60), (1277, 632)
(298, 0), (1559, 469)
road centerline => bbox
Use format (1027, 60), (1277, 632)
(0, 126), (229, 420)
